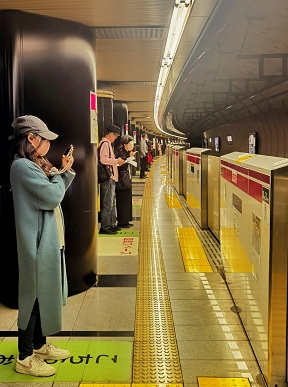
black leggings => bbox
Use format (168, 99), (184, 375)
(18, 299), (46, 360)
(140, 155), (147, 177)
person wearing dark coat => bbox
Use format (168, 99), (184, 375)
(115, 135), (135, 227)
(10, 115), (75, 377)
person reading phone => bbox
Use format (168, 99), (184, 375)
(98, 124), (125, 234)
(10, 115), (76, 377)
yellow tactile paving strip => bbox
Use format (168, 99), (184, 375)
(160, 164), (167, 174)
(165, 194), (182, 208)
(81, 157), (253, 387)
(81, 385), (130, 387)
(177, 227), (213, 272)
(198, 377), (251, 387)
(133, 158), (183, 386)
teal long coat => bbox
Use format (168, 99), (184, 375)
(10, 156), (76, 336)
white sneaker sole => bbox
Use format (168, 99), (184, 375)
(15, 362), (56, 377)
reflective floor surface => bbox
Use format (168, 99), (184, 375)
(0, 156), (262, 387)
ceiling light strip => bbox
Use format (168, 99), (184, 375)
(154, 0), (193, 138)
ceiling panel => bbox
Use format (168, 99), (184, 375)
(1, 0), (286, 139)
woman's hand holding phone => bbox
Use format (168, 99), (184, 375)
(62, 144), (74, 171)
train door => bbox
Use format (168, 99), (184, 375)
(207, 155), (220, 239)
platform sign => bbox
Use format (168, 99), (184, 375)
(90, 91), (98, 144)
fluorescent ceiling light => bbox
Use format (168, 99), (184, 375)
(154, 0), (192, 136)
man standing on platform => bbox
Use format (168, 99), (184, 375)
(139, 133), (148, 178)
(99, 125), (125, 234)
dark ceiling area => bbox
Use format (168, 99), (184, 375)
(164, 0), (288, 139)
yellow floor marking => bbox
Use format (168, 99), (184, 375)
(198, 377), (251, 387)
(177, 227), (213, 272)
(80, 385), (130, 387)
(165, 194), (182, 208)
(133, 384), (183, 387)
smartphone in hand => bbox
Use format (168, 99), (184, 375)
(63, 145), (74, 156)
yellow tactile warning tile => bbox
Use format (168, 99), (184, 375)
(133, 159), (183, 386)
(161, 176), (168, 184)
(198, 377), (251, 387)
(80, 385), (130, 387)
(165, 194), (182, 208)
(133, 385), (182, 387)
(177, 227), (213, 272)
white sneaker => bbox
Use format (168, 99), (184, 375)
(34, 342), (70, 360)
(15, 354), (56, 376)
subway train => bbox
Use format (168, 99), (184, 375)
(168, 143), (288, 386)
(0, 0), (288, 386)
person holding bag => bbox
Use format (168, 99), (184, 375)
(98, 125), (125, 234)
(115, 135), (135, 228)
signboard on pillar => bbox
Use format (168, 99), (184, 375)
(133, 131), (136, 143)
(90, 91), (98, 144)
(125, 123), (129, 134)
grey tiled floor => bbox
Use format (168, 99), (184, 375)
(0, 159), (263, 387)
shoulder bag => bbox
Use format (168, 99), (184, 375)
(98, 141), (112, 184)
(116, 170), (132, 190)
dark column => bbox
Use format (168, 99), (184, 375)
(113, 100), (128, 152)
(0, 10), (98, 306)
(96, 88), (114, 142)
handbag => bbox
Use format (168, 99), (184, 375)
(116, 170), (132, 190)
(147, 151), (153, 163)
(98, 141), (112, 184)
(98, 162), (112, 184)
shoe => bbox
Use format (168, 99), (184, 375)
(110, 225), (121, 231)
(34, 342), (70, 360)
(140, 176), (147, 179)
(15, 354), (56, 377)
(128, 223), (134, 227)
(117, 224), (130, 228)
(99, 227), (117, 235)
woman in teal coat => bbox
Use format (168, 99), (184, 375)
(10, 115), (76, 377)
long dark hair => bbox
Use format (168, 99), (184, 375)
(13, 134), (54, 176)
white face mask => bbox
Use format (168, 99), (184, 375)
(34, 137), (50, 156)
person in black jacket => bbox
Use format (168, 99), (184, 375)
(115, 135), (135, 228)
